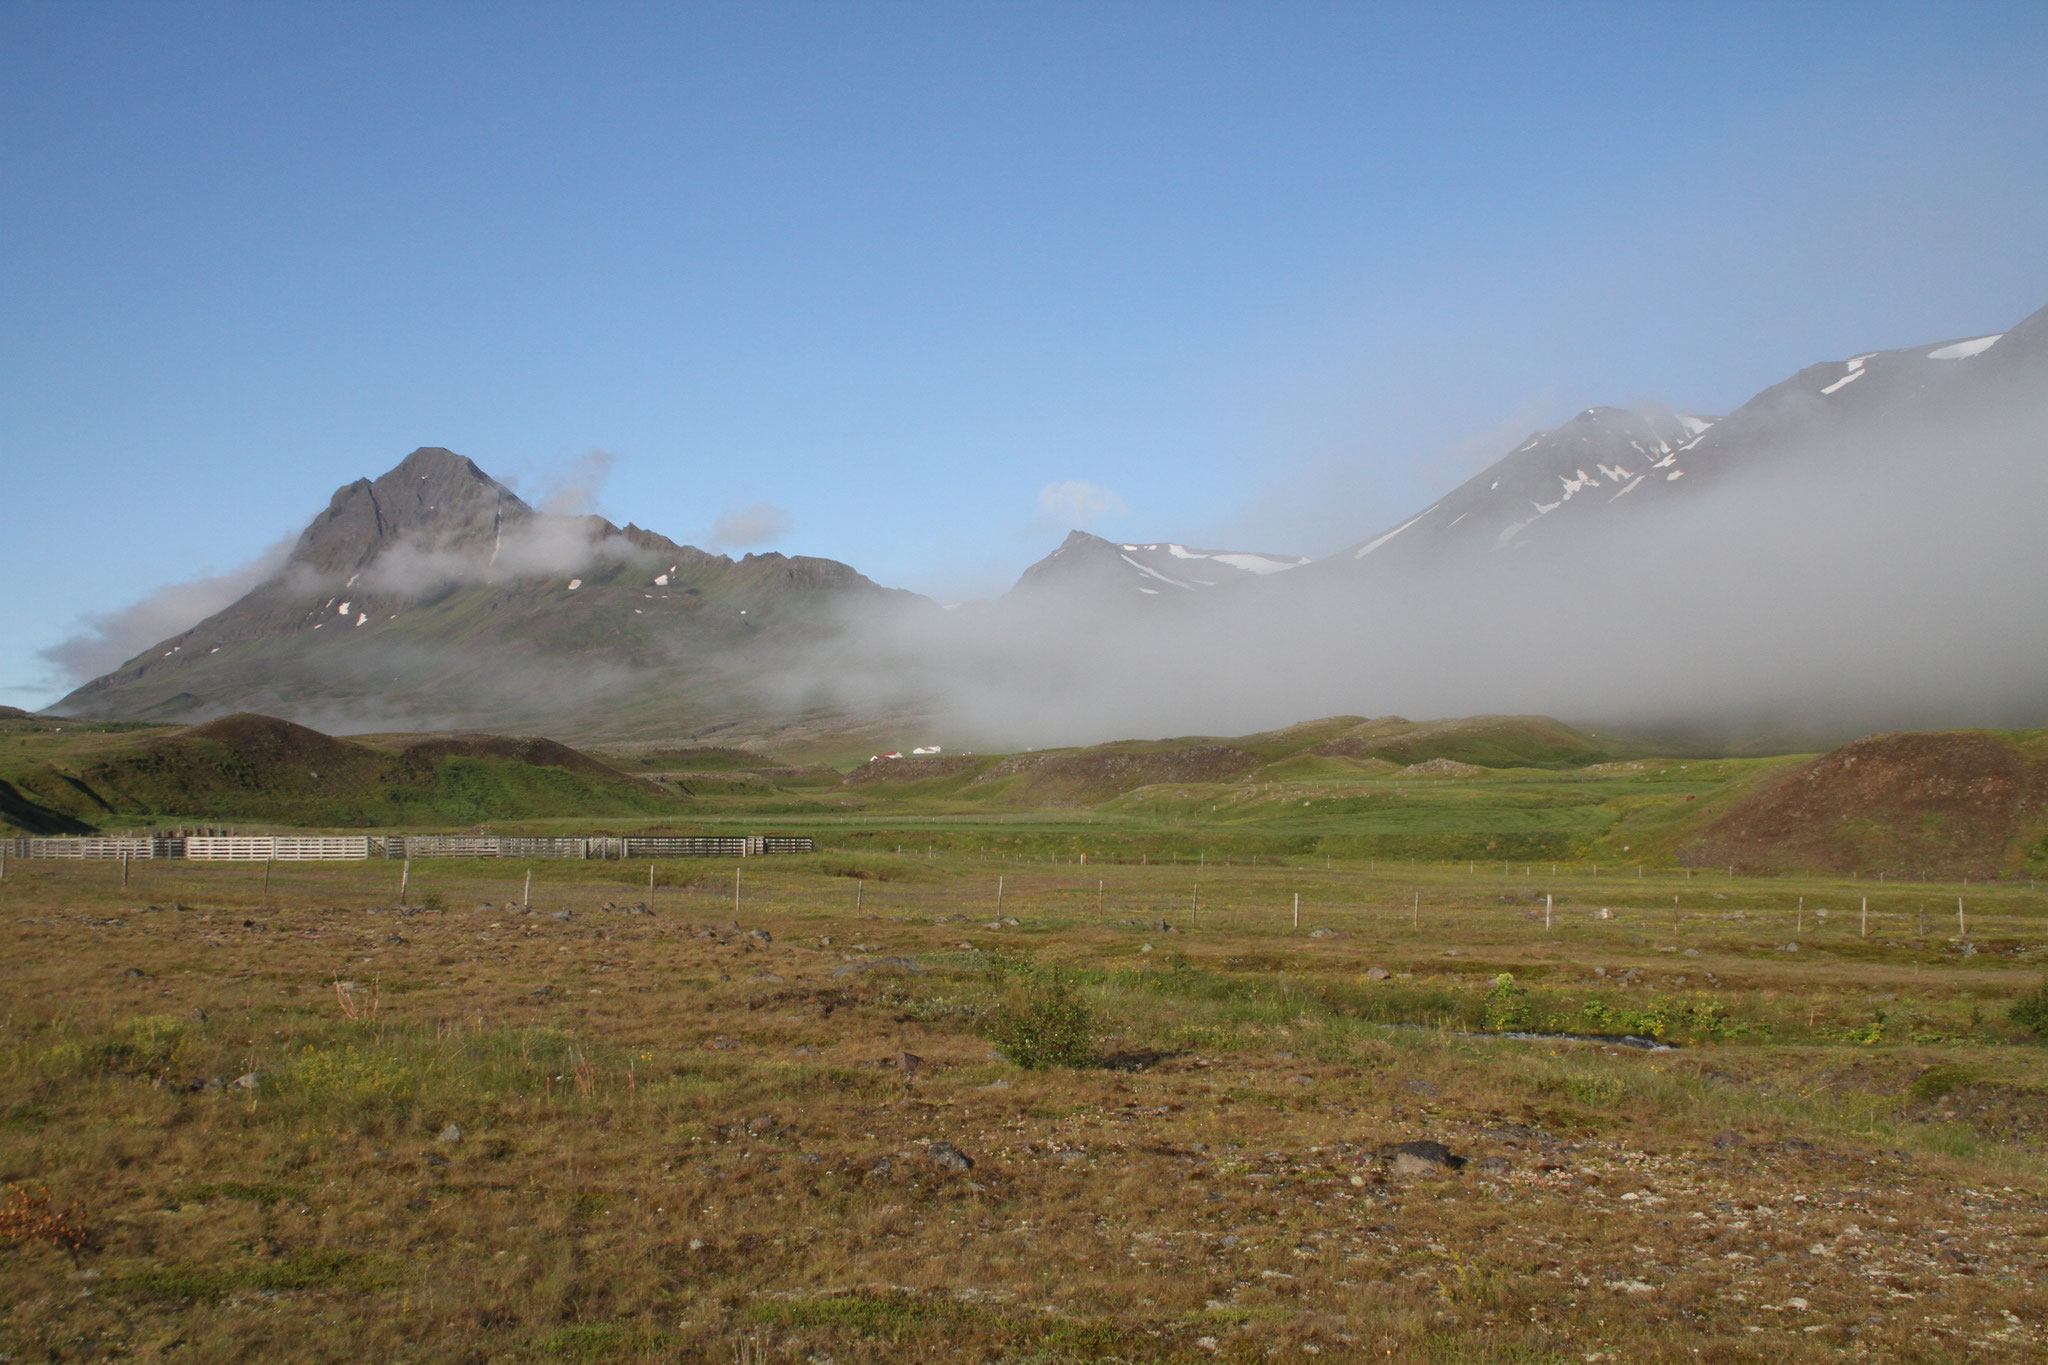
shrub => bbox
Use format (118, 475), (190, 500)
(982, 967), (1095, 1069)
(1482, 973), (1532, 1031)
(2010, 979), (2048, 1037)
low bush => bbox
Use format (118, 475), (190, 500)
(1483, 973), (1533, 1031)
(981, 963), (1095, 1069)
(2009, 979), (2048, 1037)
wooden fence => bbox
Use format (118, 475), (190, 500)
(3, 833), (813, 862)
(3, 836), (177, 859)
(184, 836), (374, 862)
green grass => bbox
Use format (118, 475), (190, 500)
(748, 1292), (1158, 1358)
(182, 1180), (303, 1207)
(111, 1249), (391, 1302)
(538, 1322), (674, 1360)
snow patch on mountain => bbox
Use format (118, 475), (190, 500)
(1120, 554), (1193, 590)
(1013, 531), (1310, 602)
(1927, 334), (2000, 360)
(1353, 506), (1438, 559)
(1210, 552), (1307, 574)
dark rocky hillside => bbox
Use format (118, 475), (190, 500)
(54, 448), (928, 744)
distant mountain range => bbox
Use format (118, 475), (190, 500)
(51, 298), (2048, 746)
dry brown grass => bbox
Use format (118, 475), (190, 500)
(1, 853), (2045, 1362)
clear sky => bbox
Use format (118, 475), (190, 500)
(5, 2), (2046, 707)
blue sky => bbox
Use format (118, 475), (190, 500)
(5, 2), (2047, 706)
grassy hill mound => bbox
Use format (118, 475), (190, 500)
(1247, 753), (1401, 783)
(834, 716), (1625, 808)
(961, 744), (1262, 806)
(839, 742), (1270, 806)
(1677, 729), (2048, 879)
(841, 753), (992, 794)
(0, 713), (682, 831)
(592, 745), (782, 773)
(379, 732), (626, 779)
(1310, 715), (1627, 769)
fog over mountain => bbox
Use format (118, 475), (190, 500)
(48, 300), (2048, 752)
(856, 301), (2048, 749)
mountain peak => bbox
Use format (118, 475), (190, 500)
(1013, 530), (1307, 602)
(291, 448), (530, 579)
(391, 445), (491, 478)
(54, 445), (920, 737)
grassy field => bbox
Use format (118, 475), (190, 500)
(3, 847), (2045, 1362)
(13, 706), (2046, 883)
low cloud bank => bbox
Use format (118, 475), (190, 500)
(37, 540), (294, 688)
(796, 383), (2048, 751)
(353, 513), (639, 599)
(36, 367), (2048, 753)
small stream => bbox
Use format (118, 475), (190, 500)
(1378, 1021), (1678, 1051)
